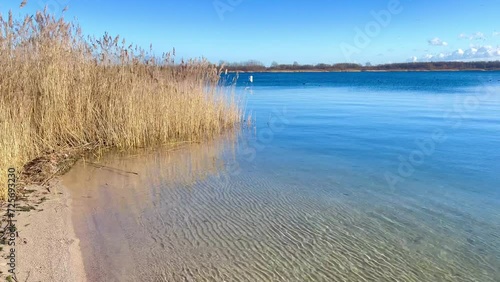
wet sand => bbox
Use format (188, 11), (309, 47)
(8, 181), (87, 281)
(62, 141), (231, 281)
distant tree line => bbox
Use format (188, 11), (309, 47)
(219, 60), (500, 72)
(364, 61), (500, 71)
(219, 60), (267, 72)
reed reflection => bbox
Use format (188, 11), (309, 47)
(63, 133), (238, 281)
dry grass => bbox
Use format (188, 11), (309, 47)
(0, 8), (242, 199)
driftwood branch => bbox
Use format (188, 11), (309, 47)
(86, 162), (139, 175)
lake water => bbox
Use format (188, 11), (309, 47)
(64, 72), (500, 281)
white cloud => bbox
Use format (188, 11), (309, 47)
(407, 56), (418, 63)
(428, 37), (448, 46)
(458, 32), (486, 40)
(493, 31), (500, 37)
(423, 53), (446, 60)
(418, 45), (500, 61)
(453, 48), (465, 57)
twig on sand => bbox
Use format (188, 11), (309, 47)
(86, 162), (139, 175)
(24, 270), (30, 282)
(41, 167), (62, 192)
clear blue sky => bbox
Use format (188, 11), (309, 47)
(2, 0), (500, 65)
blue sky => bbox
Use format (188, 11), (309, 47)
(2, 0), (500, 65)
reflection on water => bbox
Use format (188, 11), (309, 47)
(63, 135), (238, 281)
(64, 72), (500, 282)
(65, 140), (500, 282)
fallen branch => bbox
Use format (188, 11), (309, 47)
(86, 162), (139, 175)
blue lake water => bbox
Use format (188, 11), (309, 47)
(65, 72), (500, 281)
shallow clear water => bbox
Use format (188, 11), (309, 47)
(65, 72), (500, 281)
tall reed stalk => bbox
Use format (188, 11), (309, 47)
(0, 8), (241, 199)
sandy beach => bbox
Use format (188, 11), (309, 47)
(1, 181), (87, 281)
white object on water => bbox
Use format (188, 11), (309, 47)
(249, 75), (254, 83)
(225, 69), (228, 75)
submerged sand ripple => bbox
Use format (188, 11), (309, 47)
(63, 143), (500, 282)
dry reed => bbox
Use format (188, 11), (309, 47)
(0, 8), (242, 199)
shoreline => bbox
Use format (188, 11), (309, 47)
(227, 69), (500, 73)
(0, 140), (221, 280)
(1, 181), (87, 281)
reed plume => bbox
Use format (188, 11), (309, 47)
(0, 7), (242, 199)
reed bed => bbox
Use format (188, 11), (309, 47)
(0, 8), (242, 199)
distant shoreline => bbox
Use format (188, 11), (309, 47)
(221, 61), (500, 73)
(227, 69), (500, 73)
